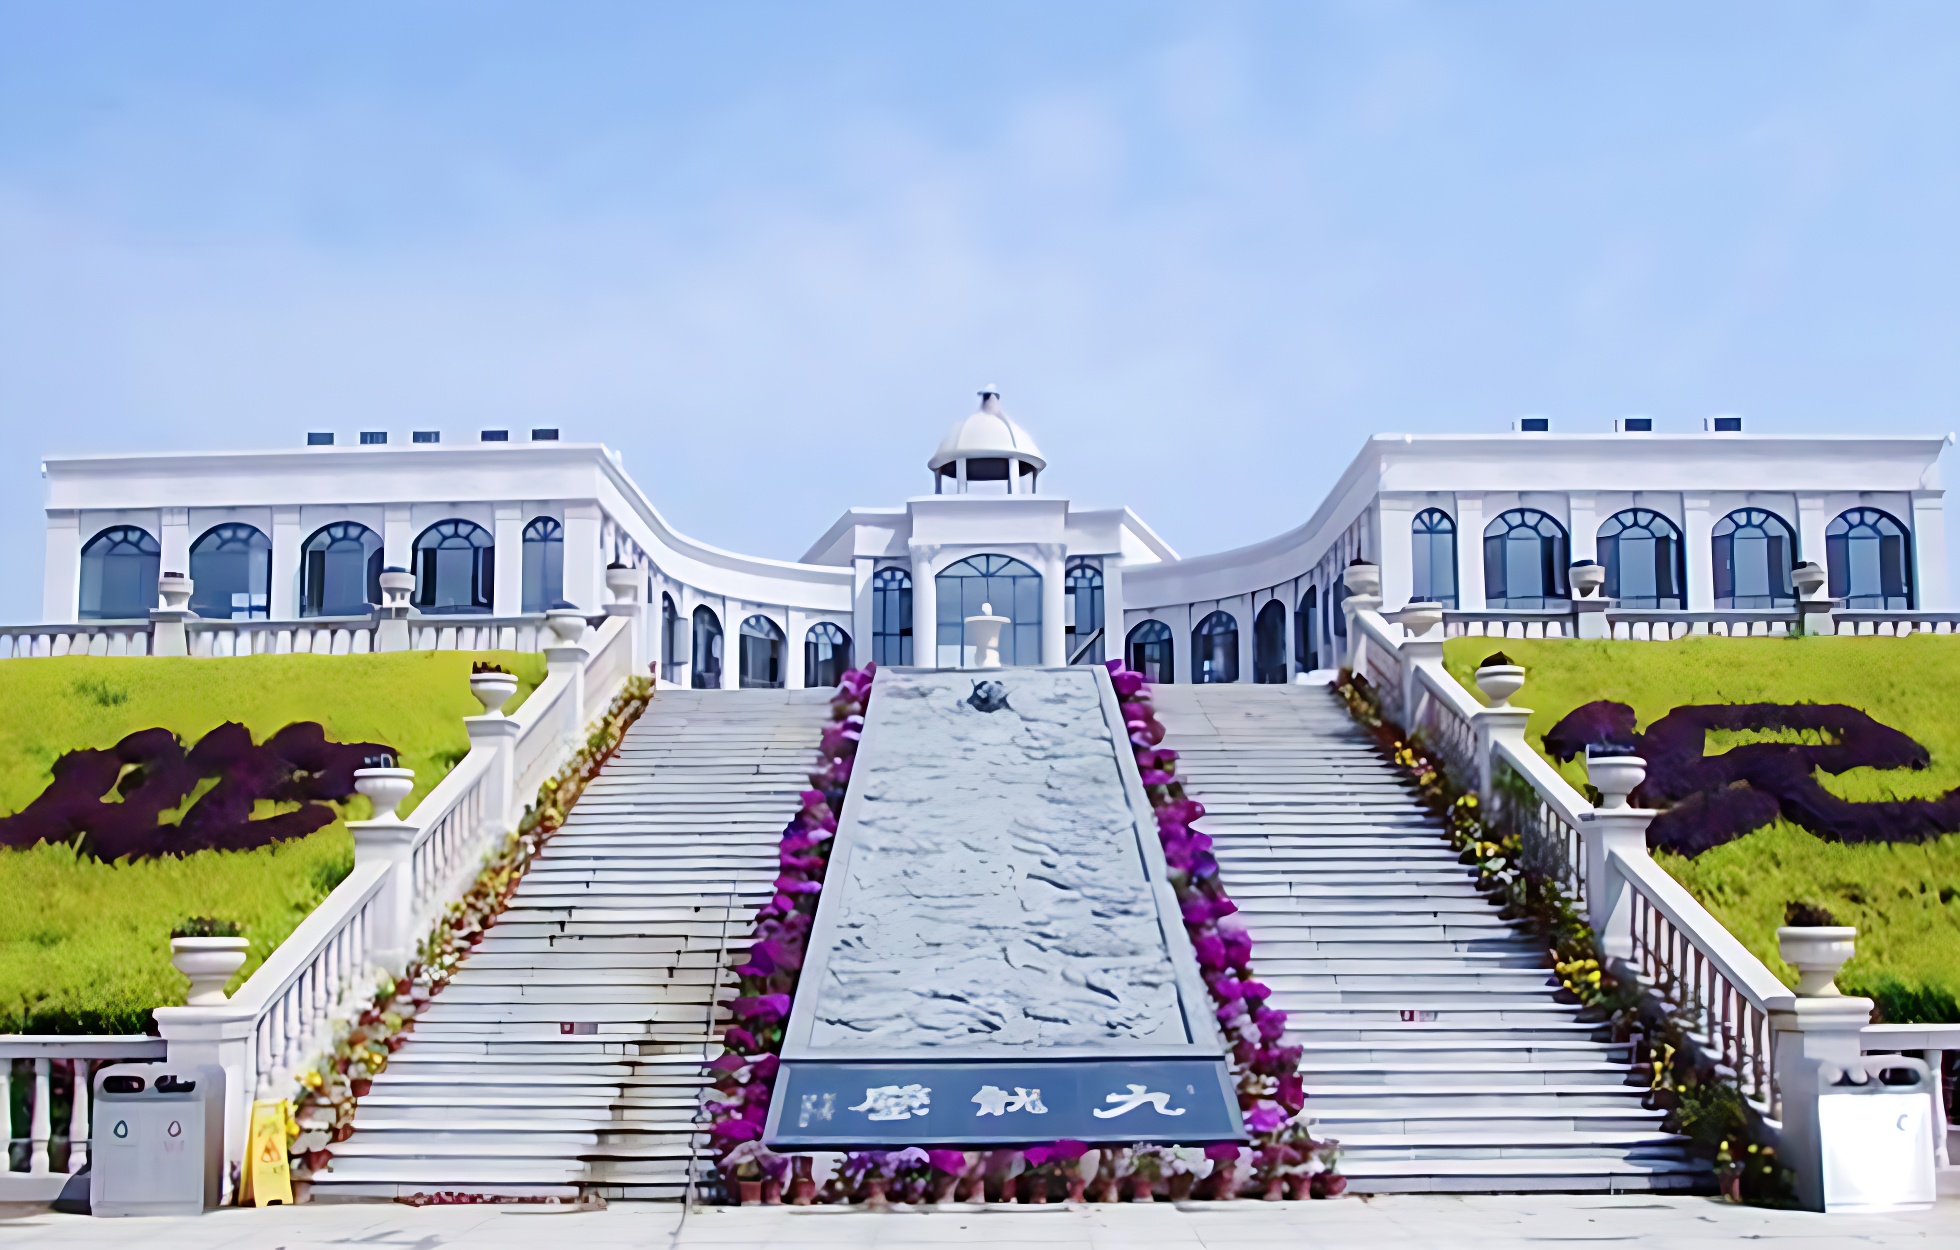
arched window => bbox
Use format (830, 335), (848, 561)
(413, 519), (494, 614)
(187, 524), (270, 620)
(79, 525), (160, 620)
(1828, 508), (1912, 609)
(691, 605), (723, 688)
(1065, 562), (1104, 665)
(661, 593), (679, 681)
(301, 522), (383, 618)
(1331, 580), (1348, 639)
(1253, 600), (1287, 684)
(1484, 509), (1570, 608)
(522, 517), (563, 613)
(1193, 610), (1239, 684)
(1712, 508), (1796, 609)
(1127, 620), (1174, 684)
(871, 568), (913, 666)
(1297, 586), (1319, 673)
(936, 554), (1041, 666)
(1598, 509), (1685, 609)
(1411, 509), (1458, 607)
(806, 622), (852, 688)
(739, 615), (785, 689)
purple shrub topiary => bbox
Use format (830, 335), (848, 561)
(1543, 700), (1960, 855)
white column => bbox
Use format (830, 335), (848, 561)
(1682, 493), (1715, 610)
(492, 504), (523, 616)
(159, 507), (191, 578)
(562, 504), (604, 612)
(1796, 492), (1830, 571)
(383, 505), (414, 576)
(784, 608), (806, 690)
(1235, 594), (1255, 682)
(719, 598), (738, 690)
(852, 558), (875, 668)
(910, 544), (939, 667)
(1454, 494), (1486, 611)
(1771, 994), (1881, 1211)
(270, 507), (302, 620)
(68, 1059), (89, 1173)
(1103, 559), (1126, 668)
(1378, 498), (1417, 609)
(43, 510), (80, 622)
(1566, 492), (1598, 564)
(349, 821), (420, 970)
(1912, 490), (1947, 611)
(1171, 603), (1193, 685)
(1039, 545), (1066, 665)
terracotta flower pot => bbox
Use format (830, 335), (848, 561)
(761, 1178), (782, 1205)
(791, 1177), (816, 1205)
(865, 1176), (889, 1208)
(1262, 1176), (1286, 1201)
(350, 1078), (372, 1097)
(1167, 1173), (1194, 1201)
(738, 1179), (761, 1206)
(1065, 1176), (1087, 1203)
(957, 1175), (985, 1203)
(1289, 1173), (1313, 1201)
(1025, 1175), (1048, 1203)
(1129, 1175), (1154, 1202)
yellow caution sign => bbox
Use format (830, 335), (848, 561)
(240, 1099), (294, 1207)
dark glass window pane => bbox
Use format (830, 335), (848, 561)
(935, 554), (1042, 666)
(1598, 509), (1684, 609)
(412, 519), (494, 615)
(1483, 509), (1570, 608)
(1127, 619), (1174, 684)
(522, 517), (564, 613)
(188, 524), (271, 620)
(1253, 600), (1287, 683)
(1713, 509), (1798, 608)
(805, 622), (851, 688)
(1410, 509), (1458, 607)
(1192, 611), (1239, 684)
(739, 615), (785, 688)
(300, 522), (384, 617)
(1827, 508), (1912, 609)
(1065, 562), (1105, 664)
(79, 526), (162, 619)
(692, 606), (723, 688)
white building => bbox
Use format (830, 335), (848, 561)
(33, 394), (1952, 682)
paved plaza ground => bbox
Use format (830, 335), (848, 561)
(1, 1196), (1957, 1249)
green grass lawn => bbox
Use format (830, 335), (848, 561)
(1441, 634), (1960, 1021)
(0, 651), (543, 1033)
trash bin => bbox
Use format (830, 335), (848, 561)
(1819, 1056), (1938, 1212)
(89, 1063), (226, 1217)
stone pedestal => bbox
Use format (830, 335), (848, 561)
(1574, 597), (1611, 640)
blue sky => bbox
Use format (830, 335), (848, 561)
(1, 2), (1956, 618)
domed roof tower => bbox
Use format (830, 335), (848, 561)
(928, 387), (1046, 494)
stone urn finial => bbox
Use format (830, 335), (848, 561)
(156, 572), (194, 613)
(354, 761), (415, 821)
(1792, 561), (1828, 600)
(1397, 601), (1444, 640)
(604, 563), (640, 605)
(1585, 749), (1646, 809)
(1342, 560), (1381, 598)
(1473, 653), (1526, 708)
(169, 934), (250, 1006)
(545, 602), (588, 646)
(1569, 561), (1605, 599)
(965, 602), (1009, 669)
(1778, 905), (1856, 997)
(469, 667), (519, 716)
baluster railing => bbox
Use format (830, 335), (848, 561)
(0, 1038), (167, 1189)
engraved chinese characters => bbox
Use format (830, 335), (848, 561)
(850, 1084), (931, 1122)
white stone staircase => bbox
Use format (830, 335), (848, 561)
(1152, 683), (1709, 1194)
(311, 688), (831, 1201)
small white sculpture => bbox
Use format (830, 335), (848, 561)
(964, 602), (1010, 669)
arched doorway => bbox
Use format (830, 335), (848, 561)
(413, 519), (494, 614)
(1193, 611), (1239, 684)
(871, 568), (913, 666)
(1126, 620), (1173, 684)
(1484, 509), (1570, 608)
(805, 622), (852, 688)
(301, 522), (383, 618)
(188, 523), (270, 620)
(739, 615), (785, 688)
(936, 554), (1041, 666)
(1065, 562), (1104, 664)
(79, 526), (161, 620)
(1828, 508), (1912, 609)
(691, 606), (723, 689)
(1253, 600), (1287, 684)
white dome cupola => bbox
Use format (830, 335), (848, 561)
(928, 387), (1046, 494)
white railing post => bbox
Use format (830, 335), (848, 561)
(68, 1059), (89, 1173)
(1341, 561), (1382, 672)
(464, 714), (522, 834)
(543, 610), (591, 744)
(374, 569), (415, 652)
(1472, 705), (1532, 806)
(349, 820), (422, 971)
(151, 1009), (257, 1205)
(1770, 951), (1878, 1211)
(604, 564), (645, 675)
(150, 573), (194, 658)
(1582, 810), (1652, 961)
